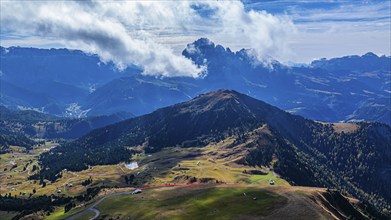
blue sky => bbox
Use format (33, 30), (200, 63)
(1, 0), (390, 76)
(243, 0), (391, 61)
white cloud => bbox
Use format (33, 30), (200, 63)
(0, 1), (295, 77)
(1, 1), (205, 77)
(202, 2), (296, 61)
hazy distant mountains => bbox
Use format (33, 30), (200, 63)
(1, 38), (390, 124)
(0, 105), (134, 148)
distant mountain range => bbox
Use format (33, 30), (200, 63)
(1, 39), (390, 124)
(35, 90), (391, 212)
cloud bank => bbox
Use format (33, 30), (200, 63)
(0, 1), (295, 77)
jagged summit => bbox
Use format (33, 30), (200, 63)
(182, 38), (231, 66)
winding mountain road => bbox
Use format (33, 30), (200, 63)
(89, 208), (100, 220)
(65, 190), (133, 220)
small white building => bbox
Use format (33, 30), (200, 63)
(131, 189), (142, 194)
(269, 180), (275, 185)
(125, 162), (139, 170)
(57, 189), (62, 193)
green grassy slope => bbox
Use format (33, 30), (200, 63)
(95, 185), (288, 220)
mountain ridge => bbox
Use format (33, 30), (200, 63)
(34, 89), (391, 212)
(1, 39), (390, 125)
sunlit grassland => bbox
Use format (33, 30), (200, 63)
(0, 142), (135, 198)
(135, 138), (290, 187)
(94, 185), (287, 220)
(1, 135), (288, 199)
(45, 206), (83, 220)
(73, 210), (96, 220)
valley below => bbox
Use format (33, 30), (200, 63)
(0, 141), (380, 220)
